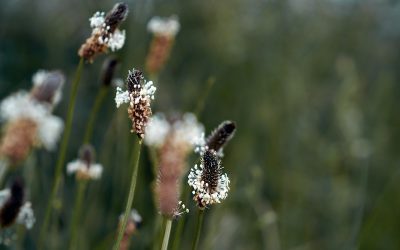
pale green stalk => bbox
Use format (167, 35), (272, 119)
(39, 57), (84, 248)
(69, 181), (87, 250)
(192, 210), (205, 250)
(113, 140), (142, 250)
(161, 218), (173, 250)
(83, 86), (109, 144)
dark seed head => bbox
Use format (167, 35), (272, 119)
(101, 57), (119, 86)
(201, 150), (221, 191)
(126, 69), (144, 93)
(79, 144), (96, 168)
(30, 71), (65, 105)
(104, 2), (129, 33)
(206, 121), (236, 152)
(0, 178), (24, 228)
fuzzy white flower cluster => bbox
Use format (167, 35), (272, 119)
(193, 133), (207, 155)
(90, 12), (106, 28)
(66, 160), (103, 180)
(88, 11), (126, 51)
(173, 201), (189, 218)
(144, 113), (204, 149)
(114, 76), (156, 108)
(119, 209), (142, 225)
(187, 161), (230, 207)
(0, 189), (35, 229)
(32, 70), (49, 86)
(115, 87), (130, 108)
(144, 114), (171, 147)
(0, 92), (63, 150)
(141, 80), (157, 101)
(147, 16), (180, 37)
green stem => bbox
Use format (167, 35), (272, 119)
(153, 216), (166, 250)
(192, 210), (205, 250)
(194, 77), (215, 118)
(0, 160), (8, 187)
(113, 140), (142, 250)
(83, 86), (109, 144)
(69, 181), (87, 250)
(39, 57), (84, 248)
(171, 184), (190, 250)
(161, 218), (173, 250)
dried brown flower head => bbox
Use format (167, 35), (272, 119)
(155, 134), (189, 218)
(145, 36), (174, 76)
(145, 16), (180, 75)
(0, 118), (38, 165)
(78, 3), (128, 62)
(123, 70), (156, 138)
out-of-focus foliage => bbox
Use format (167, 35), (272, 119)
(1, 0), (400, 249)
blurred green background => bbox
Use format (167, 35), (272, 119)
(1, 0), (400, 249)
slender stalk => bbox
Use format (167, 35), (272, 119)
(69, 181), (88, 250)
(153, 216), (166, 250)
(0, 160), (8, 187)
(192, 210), (205, 250)
(83, 86), (109, 144)
(161, 218), (173, 250)
(113, 140), (143, 250)
(171, 184), (190, 250)
(194, 77), (215, 118)
(39, 57), (84, 248)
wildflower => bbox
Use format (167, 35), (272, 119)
(144, 114), (171, 147)
(145, 113), (202, 218)
(101, 57), (119, 87)
(145, 16), (180, 75)
(118, 209), (142, 250)
(114, 69), (156, 138)
(66, 144), (103, 180)
(147, 16), (180, 37)
(144, 112), (204, 150)
(78, 2), (129, 62)
(0, 178), (35, 229)
(206, 121), (236, 154)
(194, 120), (236, 157)
(155, 134), (190, 218)
(0, 70), (65, 164)
(188, 149), (230, 209)
(31, 70), (65, 106)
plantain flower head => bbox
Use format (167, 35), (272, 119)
(0, 70), (65, 164)
(145, 15), (180, 75)
(147, 16), (180, 37)
(114, 69), (156, 138)
(194, 120), (236, 157)
(78, 2), (129, 62)
(0, 178), (35, 229)
(188, 149), (230, 209)
(66, 144), (103, 181)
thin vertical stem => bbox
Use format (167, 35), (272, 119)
(194, 77), (215, 118)
(39, 57), (84, 248)
(83, 86), (109, 144)
(192, 210), (205, 250)
(69, 181), (87, 250)
(161, 218), (173, 250)
(171, 184), (190, 250)
(113, 140), (142, 250)
(0, 160), (8, 187)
